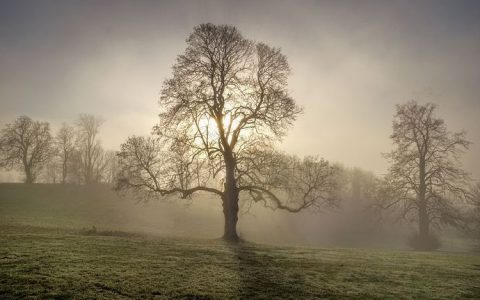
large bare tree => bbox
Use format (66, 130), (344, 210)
(381, 101), (471, 248)
(0, 116), (53, 184)
(56, 122), (75, 184)
(116, 24), (338, 242)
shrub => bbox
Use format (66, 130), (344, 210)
(79, 226), (141, 238)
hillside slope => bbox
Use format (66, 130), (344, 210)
(0, 183), (224, 238)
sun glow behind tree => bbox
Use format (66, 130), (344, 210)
(116, 24), (339, 242)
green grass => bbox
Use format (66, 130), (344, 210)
(1, 225), (480, 299)
(1, 184), (480, 299)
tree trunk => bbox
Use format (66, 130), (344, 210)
(222, 152), (240, 242)
(418, 158), (430, 238)
(222, 194), (239, 242)
(62, 160), (67, 184)
(418, 202), (430, 238)
(25, 167), (33, 184)
(22, 156), (34, 184)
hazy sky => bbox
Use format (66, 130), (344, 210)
(1, 0), (479, 179)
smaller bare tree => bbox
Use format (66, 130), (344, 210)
(101, 150), (119, 184)
(381, 101), (471, 249)
(0, 116), (53, 184)
(56, 123), (75, 184)
(75, 114), (104, 184)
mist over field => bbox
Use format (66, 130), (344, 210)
(0, 183), (409, 248)
(1, 0), (480, 299)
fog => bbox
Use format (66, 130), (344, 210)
(0, 182), (413, 249)
(1, 0), (479, 250)
(1, 0), (479, 178)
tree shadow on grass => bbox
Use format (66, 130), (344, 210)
(228, 242), (333, 299)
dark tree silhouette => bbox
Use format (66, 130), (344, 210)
(381, 101), (471, 248)
(56, 122), (75, 184)
(116, 24), (338, 242)
(0, 116), (53, 184)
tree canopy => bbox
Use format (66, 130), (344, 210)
(116, 23), (338, 241)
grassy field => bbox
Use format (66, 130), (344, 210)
(1, 184), (480, 299)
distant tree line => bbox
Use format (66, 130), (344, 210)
(0, 114), (118, 185)
(1, 105), (478, 249)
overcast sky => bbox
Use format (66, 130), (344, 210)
(1, 0), (479, 179)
